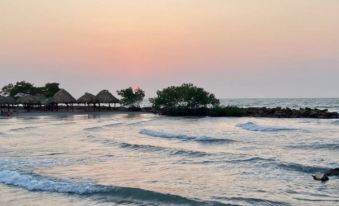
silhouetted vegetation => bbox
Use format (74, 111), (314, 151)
(209, 106), (243, 117)
(117, 87), (145, 107)
(150, 83), (219, 112)
(43, 83), (61, 97)
(156, 106), (243, 117)
(1, 81), (60, 97)
(1, 81), (339, 119)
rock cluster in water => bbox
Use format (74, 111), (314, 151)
(148, 106), (339, 119)
(241, 107), (339, 118)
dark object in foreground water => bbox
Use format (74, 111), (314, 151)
(312, 174), (329, 182)
(312, 168), (339, 182)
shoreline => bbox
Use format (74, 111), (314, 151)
(2, 106), (339, 119)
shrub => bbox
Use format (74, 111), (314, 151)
(117, 87), (145, 107)
(1, 81), (60, 97)
(150, 83), (219, 111)
(208, 106), (243, 117)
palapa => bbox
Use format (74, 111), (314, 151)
(53, 89), (76, 104)
(77, 93), (97, 104)
(41, 97), (54, 105)
(16, 95), (41, 105)
(96, 90), (119, 104)
(0, 96), (15, 105)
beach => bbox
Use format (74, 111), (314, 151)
(0, 99), (339, 205)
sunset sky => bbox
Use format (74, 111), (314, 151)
(1, 0), (339, 98)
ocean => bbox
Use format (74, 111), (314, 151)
(0, 98), (339, 206)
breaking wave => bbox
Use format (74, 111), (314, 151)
(52, 122), (76, 126)
(217, 196), (291, 206)
(119, 143), (211, 157)
(103, 122), (123, 127)
(9, 126), (37, 132)
(197, 157), (328, 174)
(83, 126), (103, 131)
(0, 169), (227, 205)
(139, 129), (235, 144)
(237, 122), (295, 132)
(127, 119), (157, 126)
(288, 143), (339, 150)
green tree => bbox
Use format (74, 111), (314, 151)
(150, 83), (220, 110)
(8, 81), (35, 97)
(1, 83), (14, 96)
(43, 82), (60, 97)
(117, 87), (145, 107)
(1, 81), (61, 97)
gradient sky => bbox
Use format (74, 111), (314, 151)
(1, 0), (339, 98)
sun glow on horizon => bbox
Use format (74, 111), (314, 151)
(1, 0), (339, 97)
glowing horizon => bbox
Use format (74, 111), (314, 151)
(1, 0), (339, 98)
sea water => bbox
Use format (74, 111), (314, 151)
(0, 99), (339, 206)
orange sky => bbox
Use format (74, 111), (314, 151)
(1, 0), (339, 97)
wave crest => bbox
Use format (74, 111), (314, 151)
(139, 129), (235, 144)
(9, 126), (37, 132)
(0, 169), (226, 205)
(119, 143), (210, 157)
(288, 143), (339, 150)
(0, 170), (107, 194)
(83, 126), (103, 131)
(201, 157), (328, 174)
(237, 122), (295, 132)
(103, 122), (123, 127)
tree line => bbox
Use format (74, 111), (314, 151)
(1, 81), (240, 115)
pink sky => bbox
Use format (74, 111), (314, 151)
(1, 0), (339, 97)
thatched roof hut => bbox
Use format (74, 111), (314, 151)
(41, 97), (54, 105)
(16, 95), (41, 105)
(96, 90), (119, 103)
(53, 89), (76, 104)
(14, 93), (28, 98)
(77, 93), (97, 104)
(35, 94), (46, 103)
(0, 96), (15, 105)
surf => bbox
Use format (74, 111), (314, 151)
(0, 169), (227, 205)
(237, 122), (295, 132)
(139, 129), (235, 144)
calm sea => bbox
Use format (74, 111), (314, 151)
(0, 98), (339, 206)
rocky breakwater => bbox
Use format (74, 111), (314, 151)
(151, 106), (339, 119)
(242, 107), (339, 119)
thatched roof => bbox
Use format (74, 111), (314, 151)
(16, 95), (41, 105)
(53, 89), (76, 104)
(14, 93), (28, 98)
(77, 92), (97, 104)
(96, 90), (119, 103)
(34, 94), (46, 102)
(0, 96), (16, 105)
(41, 97), (54, 105)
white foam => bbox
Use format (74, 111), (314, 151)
(0, 170), (107, 194)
